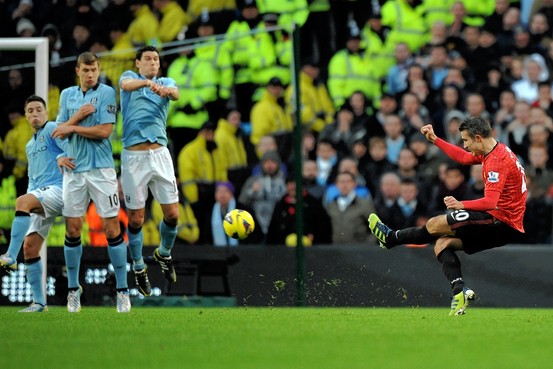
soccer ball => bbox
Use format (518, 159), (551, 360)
(223, 209), (255, 240)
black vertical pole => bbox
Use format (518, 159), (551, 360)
(292, 23), (305, 306)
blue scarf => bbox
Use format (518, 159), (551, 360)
(212, 199), (239, 247)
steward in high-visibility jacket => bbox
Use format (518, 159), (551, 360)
(225, 1), (260, 120)
(128, 2), (160, 47)
(186, 0), (236, 22)
(196, 36), (234, 102)
(3, 113), (32, 183)
(215, 110), (250, 196)
(256, 0), (309, 27)
(419, 0), (455, 29)
(250, 77), (293, 160)
(225, 2), (259, 86)
(155, 0), (191, 43)
(167, 49), (218, 152)
(248, 16), (291, 87)
(196, 12), (234, 121)
(178, 121), (228, 205)
(462, 0), (495, 27)
(361, 14), (396, 81)
(381, 0), (428, 52)
(178, 121), (228, 244)
(0, 175), (16, 234)
(285, 64), (334, 133)
(328, 32), (379, 109)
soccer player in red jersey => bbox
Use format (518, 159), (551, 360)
(368, 116), (527, 315)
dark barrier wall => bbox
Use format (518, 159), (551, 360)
(1, 244), (552, 307)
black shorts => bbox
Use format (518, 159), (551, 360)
(446, 210), (525, 255)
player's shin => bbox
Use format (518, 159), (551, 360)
(394, 225), (436, 245)
(25, 257), (46, 306)
(127, 225), (145, 270)
(107, 234), (128, 290)
(437, 248), (464, 294)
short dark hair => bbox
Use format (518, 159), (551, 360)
(76, 51), (99, 67)
(459, 116), (493, 138)
(336, 171), (356, 182)
(136, 45), (159, 61)
(24, 95), (47, 110)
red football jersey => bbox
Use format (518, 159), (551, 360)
(478, 143), (527, 232)
(435, 139), (527, 232)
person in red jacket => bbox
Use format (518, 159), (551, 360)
(369, 116), (527, 316)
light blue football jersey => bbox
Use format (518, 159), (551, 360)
(56, 83), (117, 172)
(26, 121), (68, 192)
(119, 71), (175, 148)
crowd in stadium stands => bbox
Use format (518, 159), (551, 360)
(1, 0), (553, 246)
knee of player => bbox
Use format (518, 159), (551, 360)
(128, 215), (145, 229)
(426, 215), (450, 235)
(65, 222), (83, 238)
(434, 237), (462, 257)
(163, 208), (179, 225)
(23, 240), (41, 259)
(15, 195), (37, 213)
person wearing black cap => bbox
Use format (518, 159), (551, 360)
(250, 77), (293, 161)
(247, 12), (291, 87)
(266, 172), (332, 245)
(300, 0), (333, 70)
(178, 120), (228, 244)
(238, 150), (286, 240)
(167, 38), (218, 154)
(360, 10), (394, 81)
(284, 59), (334, 134)
(225, 0), (260, 121)
(195, 8), (234, 123)
(328, 20), (375, 109)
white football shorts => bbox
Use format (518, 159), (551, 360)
(27, 185), (63, 238)
(121, 146), (179, 210)
(62, 168), (120, 218)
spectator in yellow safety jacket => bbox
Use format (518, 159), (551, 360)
(196, 10), (234, 121)
(250, 77), (293, 161)
(419, 0), (456, 29)
(256, 0), (309, 27)
(285, 60), (334, 134)
(152, 0), (191, 43)
(215, 108), (250, 197)
(167, 48), (218, 154)
(224, 0), (260, 120)
(361, 13), (396, 82)
(186, 0), (237, 22)
(328, 22), (378, 109)
(178, 121), (228, 244)
(381, 0), (428, 52)
(3, 105), (32, 195)
(462, 0), (495, 27)
(248, 13), (291, 89)
(128, 0), (160, 47)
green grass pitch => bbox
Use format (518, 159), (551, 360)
(1, 307), (553, 369)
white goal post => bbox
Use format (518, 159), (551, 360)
(0, 37), (49, 298)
